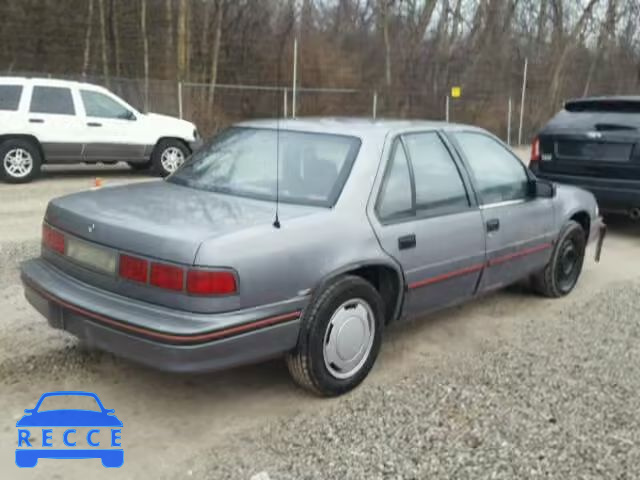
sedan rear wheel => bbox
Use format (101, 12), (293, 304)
(286, 275), (384, 396)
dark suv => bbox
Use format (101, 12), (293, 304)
(530, 97), (640, 219)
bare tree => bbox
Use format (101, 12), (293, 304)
(377, 0), (393, 87)
(548, 0), (600, 109)
(141, 0), (149, 111)
(208, 0), (224, 107)
(109, 0), (121, 78)
(82, 0), (95, 76)
(165, 0), (175, 79)
(177, 0), (190, 81)
(98, 0), (110, 87)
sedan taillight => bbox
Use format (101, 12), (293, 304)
(187, 270), (237, 295)
(119, 254), (148, 283)
(150, 262), (185, 291)
(42, 224), (65, 254)
(530, 137), (541, 165)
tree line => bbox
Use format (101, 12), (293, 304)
(1, 0), (639, 139)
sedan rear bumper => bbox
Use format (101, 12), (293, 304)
(21, 258), (304, 373)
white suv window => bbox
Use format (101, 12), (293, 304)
(29, 86), (75, 115)
(0, 85), (22, 111)
(81, 90), (132, 119)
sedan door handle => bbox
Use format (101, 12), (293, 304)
(87, 122), (102, 127)
(29, 118), (44, 123)
(398, 234), (416, 250)
(486, 218), (500, 232)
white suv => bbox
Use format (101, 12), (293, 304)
(0, 77), (202, 183)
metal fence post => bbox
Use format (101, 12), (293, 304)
(507, 96), (513, 145)
(518, 57), (528, 145)
(445, 95), (450, 123)
(178, 81), (183, 119)
(372, 91), (378, 120)
(292, 38), (298, 118)
(283, 88), (288, 118)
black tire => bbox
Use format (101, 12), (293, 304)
(532, 220), (586, 298)
(151, 139), (189, 177)
(286, 275), (385, 397)
(127, 161), (150, 171)
(0, 139), (42, 184)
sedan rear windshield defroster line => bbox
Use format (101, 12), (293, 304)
(168, 127), (362, 208)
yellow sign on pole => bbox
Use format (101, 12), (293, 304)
(451, 86), (461, 98)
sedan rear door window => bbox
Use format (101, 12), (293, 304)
(403, 132), (470, 215)
(29, 86), (75, 115)
(0, 85), (23, 111)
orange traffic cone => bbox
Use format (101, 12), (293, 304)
(94, 177), (103, 188)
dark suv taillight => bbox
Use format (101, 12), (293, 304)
(530, 137), (541, 165)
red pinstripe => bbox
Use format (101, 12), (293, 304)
(408, 242), (552, 290)
(26, 280), (300, 345)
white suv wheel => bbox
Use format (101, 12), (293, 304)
(3, 148), (34, 179)
(160, 146), (185, 174)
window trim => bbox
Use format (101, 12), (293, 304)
(448, 130), (534, 207)
(29, 85), (76, 116)
(375, 131), (477, 225)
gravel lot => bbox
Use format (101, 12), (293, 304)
(1, 158), (639, 479)
(186, 280), (640, 480)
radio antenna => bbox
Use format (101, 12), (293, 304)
(273, 111), (281, 229)
(273, 34), (287, 230)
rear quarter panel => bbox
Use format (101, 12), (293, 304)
(193, 131), (403, 311)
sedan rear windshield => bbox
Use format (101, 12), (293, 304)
(168, 127), (361, 207)
(565, 99), (640, 114)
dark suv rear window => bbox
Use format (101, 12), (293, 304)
(565, 99), (640, 114)
(0, 85), (23, 111)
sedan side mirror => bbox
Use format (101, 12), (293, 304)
(529, 179), (556, 198)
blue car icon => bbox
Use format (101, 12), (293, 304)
(16, 391), (123, 468)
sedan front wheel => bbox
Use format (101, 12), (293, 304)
(532, 220), (586, 298)
(286, 275), (384, 396)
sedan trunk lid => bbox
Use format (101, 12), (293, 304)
(46, 180), (319, 265)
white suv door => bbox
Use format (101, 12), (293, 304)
(78, 88), (148, 162)
(26, 85), (85, 162)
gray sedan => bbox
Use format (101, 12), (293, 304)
(21, 119), (605, 396)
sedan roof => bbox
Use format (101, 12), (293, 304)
(238, 117), (481, 139)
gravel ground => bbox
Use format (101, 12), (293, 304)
(186, 282), (640, 480)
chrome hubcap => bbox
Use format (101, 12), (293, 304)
(160, 147), (185, 173)
(323, 299), (375, 379)
(3, 148), (33, 178)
